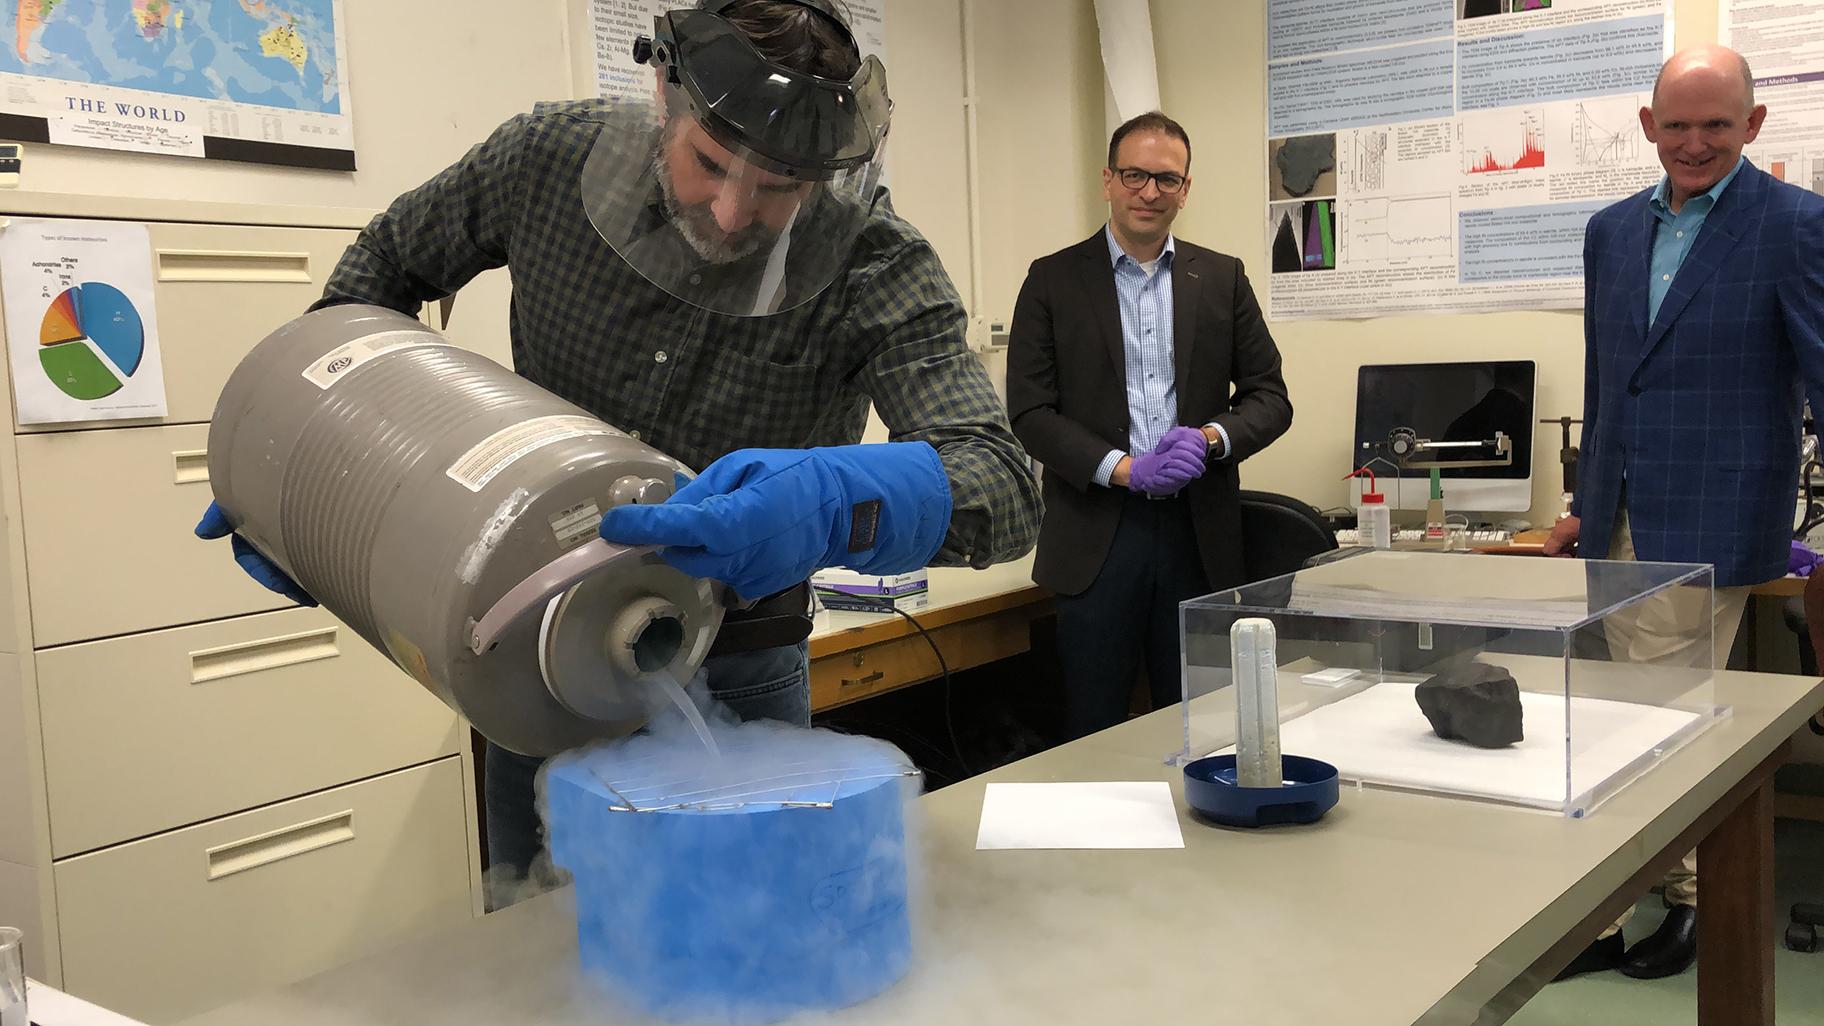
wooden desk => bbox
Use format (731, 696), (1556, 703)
(1749, 575), (1806, 598)
(1466, 534), (1810, 599)
(178, 667), (1824, 1026)
(806, 556), (1050, 711)
(1464, 543), (1807, 599)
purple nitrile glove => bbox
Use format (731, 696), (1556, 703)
(1127, 426), (1208, 497)
(1791, 540), (1822, 578)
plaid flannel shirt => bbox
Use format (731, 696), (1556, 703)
(317, 100), (1039, 568)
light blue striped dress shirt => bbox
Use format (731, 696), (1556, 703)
(1092, 225), (1229, 487)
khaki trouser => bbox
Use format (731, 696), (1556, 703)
(1597, 503), (1750, 938)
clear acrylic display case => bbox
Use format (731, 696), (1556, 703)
(1176, 550), (1722, 817)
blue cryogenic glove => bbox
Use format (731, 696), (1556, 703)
(600, 442), (953, 602)
(194, 501), (318, 607)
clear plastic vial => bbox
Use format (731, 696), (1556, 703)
(1231, 618), (1283, 789)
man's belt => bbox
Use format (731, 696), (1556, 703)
(708, 580), (814, 657)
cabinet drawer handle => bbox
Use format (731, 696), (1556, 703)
(206, 810), (354, 881)
(173, 449), (209, 484)
(191, 627), (339, 684)
(156, 249), (311, 283)
(840, 670), (885, 689)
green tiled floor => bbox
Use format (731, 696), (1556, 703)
(1510, 819), (1824, 1025)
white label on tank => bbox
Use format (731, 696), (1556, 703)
(301, 329), (454, 389)
(446, 415), (624, 493)
(549, 501), (602, 550)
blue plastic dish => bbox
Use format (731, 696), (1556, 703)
(1183, 754), (1340, 828)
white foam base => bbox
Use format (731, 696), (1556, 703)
(1212, 682), (1705, 811)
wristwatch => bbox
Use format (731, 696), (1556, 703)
(1202, 424), (1225, 461)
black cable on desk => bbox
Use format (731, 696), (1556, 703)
(824, 594), (971, 781)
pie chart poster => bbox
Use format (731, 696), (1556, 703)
(0, 219), (167, 424)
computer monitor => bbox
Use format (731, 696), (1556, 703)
(1351, 360), (1536, 513)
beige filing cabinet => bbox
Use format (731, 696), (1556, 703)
(0, 193), (502, 1023)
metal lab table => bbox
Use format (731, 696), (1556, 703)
(179, 668), (1824, 1026)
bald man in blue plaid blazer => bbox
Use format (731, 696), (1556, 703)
(1569, 157), (1824, 592)
(1547, 45), (1824, 982)
(1550, 48), (1824, 602)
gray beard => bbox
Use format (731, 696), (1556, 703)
(651, 149), (772, 265)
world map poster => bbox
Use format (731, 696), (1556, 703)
(0, 0), (352, 169)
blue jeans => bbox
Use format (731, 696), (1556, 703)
(483, 641), (811, 900)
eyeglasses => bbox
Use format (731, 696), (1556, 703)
(1110, 166), (1186, 194)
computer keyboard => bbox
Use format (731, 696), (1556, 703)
(1332, 528), (1513, 546)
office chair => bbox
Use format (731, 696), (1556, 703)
(1180, 490), (1342, 678)
(1237, 489), (1339, 585)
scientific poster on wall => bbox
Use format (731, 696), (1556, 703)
(1724, 0), (1824, 197)
(590, 0), (885, 100)
(1264, 0), (1671, 321)
(0, 0), (353, 170)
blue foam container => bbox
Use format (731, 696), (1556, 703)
(544, 726), (917, 1024)
(1183, 753), (1339, 828)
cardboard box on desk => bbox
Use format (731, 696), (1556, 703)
(812, 568), (930, 613)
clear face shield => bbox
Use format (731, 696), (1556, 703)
(582, 6), (891, 317)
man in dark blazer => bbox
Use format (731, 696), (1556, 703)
(1546, 44), (1824, 981)
(1007, 111), (1293, 741)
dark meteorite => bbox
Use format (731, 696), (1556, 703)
(1415, 661), (1524, 748)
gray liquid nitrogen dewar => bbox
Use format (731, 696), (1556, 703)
(207, 305), (726, 756)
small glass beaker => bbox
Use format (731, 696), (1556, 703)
(0, 927), (25, 1026)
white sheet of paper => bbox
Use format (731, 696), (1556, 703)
(23, 979), (152, 1025)
(0, 219), (168, 424)
(975, 781), (1185, 850)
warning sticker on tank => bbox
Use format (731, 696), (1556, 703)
(446, 415), (624, 493)
(549, 501), (602, 550)
(301, 330), (455, 390)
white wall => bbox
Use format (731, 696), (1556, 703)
(968, 0), (1109, 325)
(880, 0), (973, 304)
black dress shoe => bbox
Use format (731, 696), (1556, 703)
(1553, 931), (1625, 981)
(1620, 905), (1697, 979)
